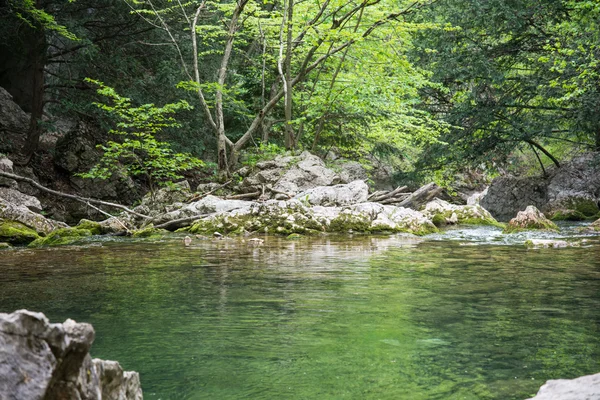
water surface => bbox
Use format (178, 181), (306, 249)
(1, 228), (599, 399)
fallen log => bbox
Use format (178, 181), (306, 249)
(371, 186), (409, 202)
(225, 191), (261, 200)
(186, 180), (232, 203)
(153, 213), (212, 230)
(0, 170), (150, 219)
(397, 182), (443, 210)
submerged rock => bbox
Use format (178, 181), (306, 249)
(503, 206), (559, 234)
(422, 198), (501, 227)
(28, 227), (93, 247)
(526, 371), (600, 400)
(0, 309), (143, 400)
(524, 239), (574, 249)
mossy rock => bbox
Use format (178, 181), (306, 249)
(76, 219), (104, 235)
(286, 233), (303, 240)
(565, 198), (599, 217)
(0, 220), (40, 245)
(503, 220), (558, 234)
(549, 209), (587, 221)
(328, 212), (371, 233)
(0, 242), (13, 249)
(28, 228), (92, 248)
(132, 226), (170, 238)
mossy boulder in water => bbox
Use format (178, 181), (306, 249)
(503, 206), (559, 234)
(581, 218), (600, 233)
(76, 219), (104, 235)
(131, 225), (169, 238)
(0, 220), (40, 244)
(28, 227), (93, 247)
(422, 199), (503, 227)
(548, 209), (587, 221)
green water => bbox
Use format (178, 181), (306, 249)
(1, 228), (599, 399)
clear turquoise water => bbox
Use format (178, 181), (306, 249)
(1, 227), (599, 399)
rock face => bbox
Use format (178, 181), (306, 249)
(503, 205), (558, 234)
(481, 153), (600, 221)
(422, 199), (501, 227)
(0, 310), (142, 400)
(0, 87), (29, 155)
(527, 372), (600, 400)
(0, 157), (18, 188)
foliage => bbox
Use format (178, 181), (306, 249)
(6, 0), (78, 40)
(78, 79), (204, 192)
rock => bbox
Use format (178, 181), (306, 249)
(480, 176), (547, 221)
(0, 309), (142, 400)
(294, 180), (369, 207)
(241, 152), (341, 198)
(335, 161), (369, 184)
(481, 153), (600, 221)
(422, 198), (501, 227)
(582, 218), (600, 233)
(0, 87), (28, 155)
(547, 209), (587, 221)
(526, 372), (600, 400)
(0, 187), (42, 212)
(0, 221), (40, 244)
(0, 197), (65, 235)
(467, 187), (488, 205)
(98, 216), (131, 234)
(0, 156), (18, 188)
(182, 200), (437, 236)
(524, 239), (571, 249)
(138, 180), (191, 214)
(0, 242), (12, 249)
(503, 205), (559, 234)
(28, 227), (93, 248)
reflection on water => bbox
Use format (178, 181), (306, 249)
(1, 229), (599, 399)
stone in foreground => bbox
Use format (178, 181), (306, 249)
(503, 206), (559, 234)
(0, 310), (142, 400)
(422, 199), (501, 227)
(526, 372), (600, 400)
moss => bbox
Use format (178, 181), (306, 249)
(76, 219), (104, 235)
(431, 214), (447, 227)
(286, 233), (303, 240)
(132, 225), (170, 238)
(28, 228), (92, 248)
(0, 242), (13, 249)
(503, 219), (558, 234)
(549, 210), (587, 221)
(328, 213), (372, 233)
(0, 220), (40, 245)
(567, 198), (600, 217)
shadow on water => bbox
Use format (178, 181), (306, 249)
(0, 228), (599, 399)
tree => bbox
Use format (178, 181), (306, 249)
(79, 79), (203, 194)
(126, 0), (443, 175)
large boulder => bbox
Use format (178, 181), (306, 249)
(0, 310), (142, 400)
(241, 152), (341, 198)
(422, 198), (501, 227)
(294, 180), (369, 207)
(481, 153), (600, 221)
(0, 197), (65, 236)
(526, 372), (600, 400)
(480, 176), (547, 222)
(0, 187), (42, 212)
(503, 205), (558, 234)
(0, 156), (18, 188)
(0, 87), (28, 155)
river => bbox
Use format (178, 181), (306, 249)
(1, 225), (599, 399)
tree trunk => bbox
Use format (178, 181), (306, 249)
(283, 0), (295, 149)
(217, 132), (228, 176)
(22, 7), (47, 164)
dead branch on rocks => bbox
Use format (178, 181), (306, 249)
(186, 180), (232, 203)
(226, 191), (261, 200)
(0, 170), (151, 219)
(153, 213), (212, 230)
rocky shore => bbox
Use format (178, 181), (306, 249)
(0, 310), (142, 400)
(1, 150), (600, 248)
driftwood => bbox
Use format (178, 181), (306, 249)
(370, 186), (409, 202)
(397, 182), (443, 210)
(153, 213), (211, 230)
(378, 194), (411, 205)
(186, 180), (232, 203)
(225, 191), (261, 200)
(0, 170), (151, 220)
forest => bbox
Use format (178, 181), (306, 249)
(1, 0), (598, 190)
